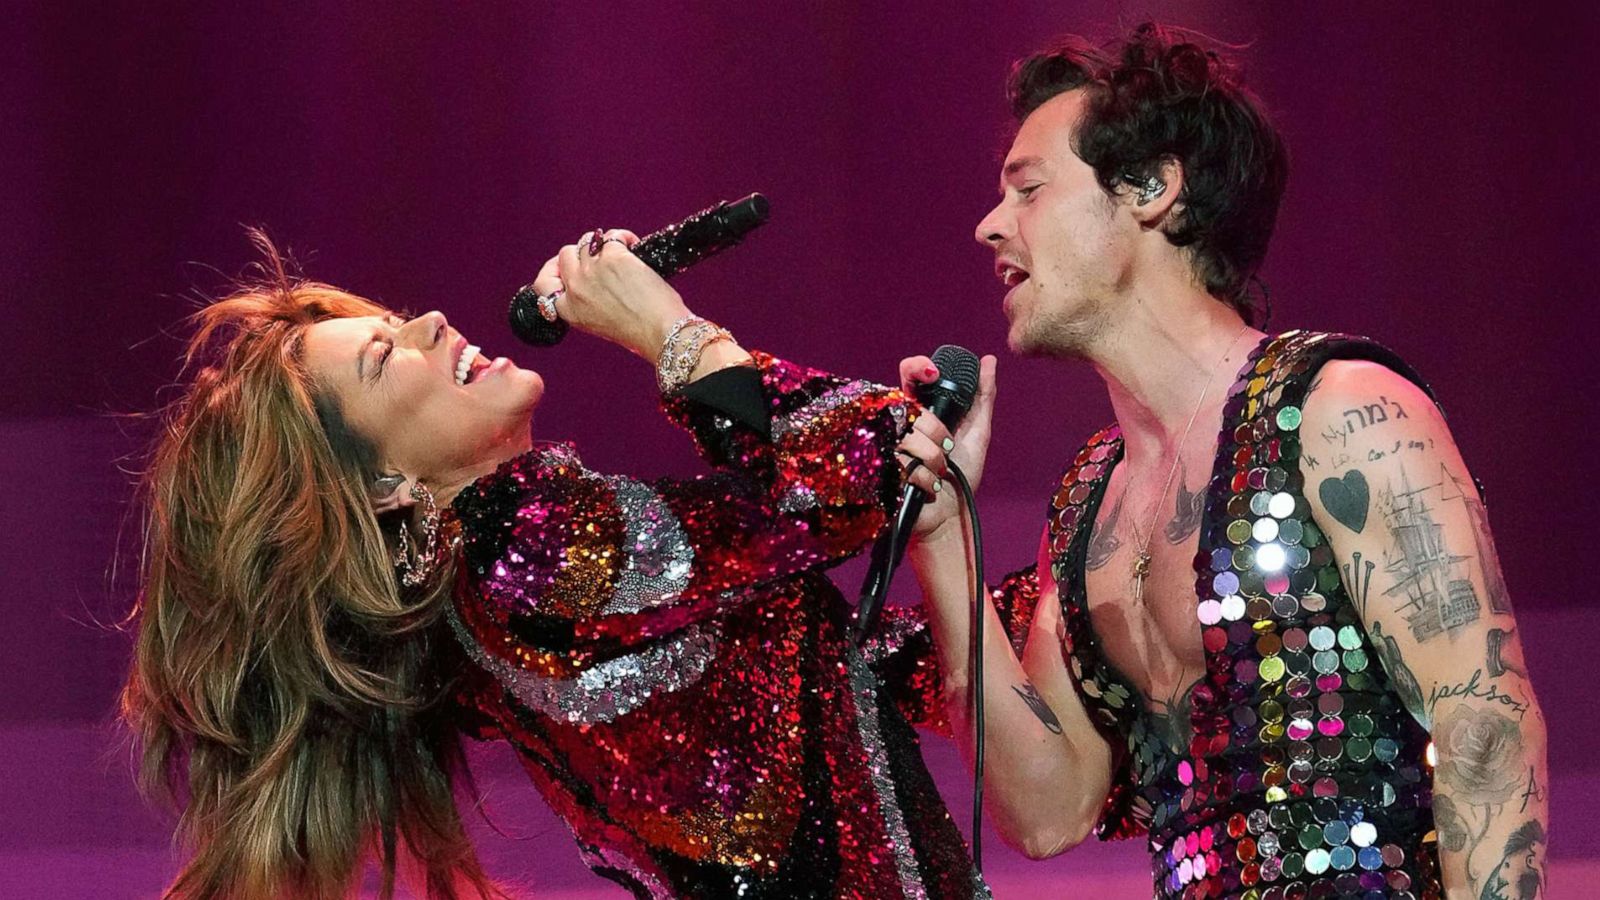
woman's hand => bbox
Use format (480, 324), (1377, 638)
(895, 354), (998, 544)
(530, 229), (692, 359)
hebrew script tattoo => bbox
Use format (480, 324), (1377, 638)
(1320, 395), (1410, 447)
(1012, 683), (1063, 734)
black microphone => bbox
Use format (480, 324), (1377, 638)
(509, 193), (771, 347)
(856, 344), (981, 642)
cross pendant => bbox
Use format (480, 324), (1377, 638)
(1132, 551), (1152, 604)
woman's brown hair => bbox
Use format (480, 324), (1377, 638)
(121, 231), (500, 898)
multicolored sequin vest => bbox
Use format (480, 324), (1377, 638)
(1048, 332), (1443, 900)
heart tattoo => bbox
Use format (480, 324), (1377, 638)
(1319, 470), (1370, 533)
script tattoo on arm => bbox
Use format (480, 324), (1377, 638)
(1011, 682), (1063, 734)
(1084, 493), (1125, 571)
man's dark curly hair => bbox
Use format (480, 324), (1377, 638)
(1009, 23), (1287, 324)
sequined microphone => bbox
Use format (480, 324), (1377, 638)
(856, 344), (981, 642)
(509, 193), (771, 347)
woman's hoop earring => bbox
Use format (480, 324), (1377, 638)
(393, 481), (445, 587)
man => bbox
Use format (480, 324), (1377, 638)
(897, 22), (1547, 899)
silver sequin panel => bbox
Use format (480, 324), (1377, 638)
(447, 603), (719, 725)
(847, 648), (934, 900)
(772, 380), (903, 441)
(602, 475), (695, 615)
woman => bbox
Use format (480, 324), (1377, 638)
(122, 228), (990, 899)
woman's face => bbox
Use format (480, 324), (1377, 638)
(303, 310), (543, 487)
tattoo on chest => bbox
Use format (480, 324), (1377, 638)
(1144, 677), (1200, 754)
(1011, 683), (1063, 734)
(1164, 468), (1205, 544)
(1085, 492), (1125, 571)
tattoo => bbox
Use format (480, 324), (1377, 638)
(1318, 396), (1411, 447)
(1343, 550), (1376, 618)
(1434, 704), (1523, 805)
(1304, 454), (1321, 470)
(1012, 683), (1063, 734)
(1085, 492), (1125, 570)
(1164, 465), (1205, 544)
(1144, 676), (1200, 754)
(1446, 469), (1514, 615)
(1428, 668), (1531, 720)
(1379, 464), (1481, 643)
(1434, 707), (1548, 899)
(1517, 768), (1544, 814)
(1318, 470), (1370, 533)
(1368, 620), (1426, 722)
(1434, 794), (1472, 854)
(1487, 628), (1525, 679)
(1478, 819), (1546, 900)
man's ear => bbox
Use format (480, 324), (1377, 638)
(1125, 156), (1185, 230)
(369, 471), (415, 514)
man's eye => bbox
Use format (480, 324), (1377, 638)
(1018, 184), (1042, 199)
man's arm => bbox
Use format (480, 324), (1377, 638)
(1301, 361), (1548, 898)
(907, 526), (1113, 858)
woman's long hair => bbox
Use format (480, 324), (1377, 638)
(121, 232), (500, 899)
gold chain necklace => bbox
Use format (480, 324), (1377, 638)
(1125, 326), (1251, 604)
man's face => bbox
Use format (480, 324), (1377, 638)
(975, 90), (1138, 358)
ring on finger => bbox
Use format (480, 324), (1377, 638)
(536, 289), (563, 322)
(587, 227), (607, 256)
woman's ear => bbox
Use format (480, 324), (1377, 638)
(369, 472), (415, 514)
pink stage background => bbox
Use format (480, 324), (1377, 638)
(4, 1), (1596, 896)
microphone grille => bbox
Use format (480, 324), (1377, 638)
(930, 344), (980, 404)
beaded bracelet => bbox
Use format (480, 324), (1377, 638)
(657, 315), (734, 394)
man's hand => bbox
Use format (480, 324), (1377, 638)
(894, 353), (998, 540)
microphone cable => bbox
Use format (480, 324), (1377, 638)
(945, 456), (985, 873)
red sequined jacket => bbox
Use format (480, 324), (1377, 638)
(445, 353), (985, 899)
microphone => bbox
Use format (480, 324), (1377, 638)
(509, 193), (771, 347)
(856, 344), (981, 641)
